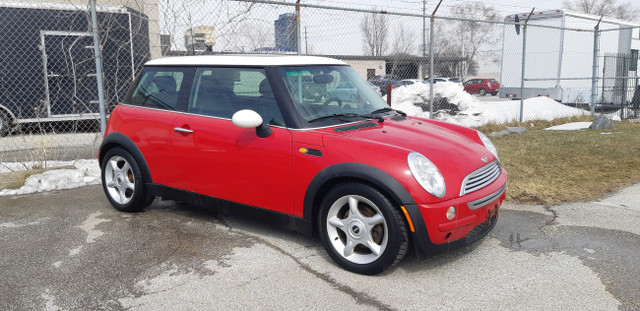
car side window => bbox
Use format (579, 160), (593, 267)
(129, 68), (186, 110)
(188, 68), (285, 126)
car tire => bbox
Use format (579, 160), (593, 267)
(0, 110), (12, 136)
(479, 88), (487, 96)
(101, 147), (154, 212)
(318, 183), (408, 275)
(491, 92), (498, 96)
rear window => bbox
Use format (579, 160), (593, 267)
(128, 67), (190, 110)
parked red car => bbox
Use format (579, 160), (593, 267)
(99, 55), (507, 275)
(463, 78), (500, 96)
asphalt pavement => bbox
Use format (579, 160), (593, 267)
(1, 183), (638, 311)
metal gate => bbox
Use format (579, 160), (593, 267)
(41, 31), (99, 117)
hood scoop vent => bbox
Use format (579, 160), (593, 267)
(391, 115), (406, 121)
(334, 122), (378, 132)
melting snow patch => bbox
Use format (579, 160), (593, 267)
(0, 159), (100, 196)
(544, 122), (592, 131)
(79, 212), (109, 244)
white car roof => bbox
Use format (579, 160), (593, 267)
(145, 55), (348, 67)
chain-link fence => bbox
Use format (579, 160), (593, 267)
(0, 0), (150, 167)
(1, 0), (639, 166)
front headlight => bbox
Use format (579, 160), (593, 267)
(407, 152), (446, 198)
(477, 131), (499, 161)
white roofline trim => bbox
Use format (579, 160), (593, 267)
(145, 55), (348, 67)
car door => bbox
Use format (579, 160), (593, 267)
(169, 67), (294, 215)
(122, 66), (194, 186)
(467, 79), (479, 93)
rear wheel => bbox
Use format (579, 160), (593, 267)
(318, 183), (408, 275)
(101, 147), (154, 212)
(491, 91), (498, 96)
(479, 88), (487, 96)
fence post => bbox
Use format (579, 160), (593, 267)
(90, 0), (107, 135)
(519, 8), (535, 123)
(296, 0), (301, 55)
(429, 0), (442, 120)
(591, 16), (602, 117)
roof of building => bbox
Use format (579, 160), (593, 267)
(145, 55), (348, 66)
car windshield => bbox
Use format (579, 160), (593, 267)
(277, 65), (391, 124)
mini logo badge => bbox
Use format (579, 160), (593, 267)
(481, 156), (488, 163)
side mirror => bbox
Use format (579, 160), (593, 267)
(231, 109), (272, 138)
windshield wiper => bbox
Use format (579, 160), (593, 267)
(308, 113), (361, 123)
(308, 112), (388, 124)
(370, 107), (406, 116)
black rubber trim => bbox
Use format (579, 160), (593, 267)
(402, 204), (431, 259)
(303, 162), (417, 229)
(150, 184), (313, 235)
(305, 149), (323, 157)
(265, 67), (304, 129)
(333, 121), (377, 132)
(410, 212), (499, 258)
(99, 132), (153, 183)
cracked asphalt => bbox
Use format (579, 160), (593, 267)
(1, 184), (639, 311)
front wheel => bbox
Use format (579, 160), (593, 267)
(479, 88), (487, 96)
(318, 183), (408, 275)
(101, 147), (154, 212)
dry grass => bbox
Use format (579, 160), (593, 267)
(0, 165), (75, 191)
(480, 120), (640, 205)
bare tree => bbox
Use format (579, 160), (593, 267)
(158, 0), (257, 52)
(450, 3), (500, 78)
(360, 12), (389, 56)
(563, 0), (640, 20)
(224, 20), (273, 53)
(391, 23), (416, 55)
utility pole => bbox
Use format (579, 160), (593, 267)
(305, 26), (308, 54)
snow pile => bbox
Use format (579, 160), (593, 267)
(0, 159), (100, 196)
(386, 82), (475, 112)
(389, 84), (590, 127)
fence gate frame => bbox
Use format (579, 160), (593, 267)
(40, 30), (99, 118)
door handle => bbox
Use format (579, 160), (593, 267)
(174, 127), (193, 133)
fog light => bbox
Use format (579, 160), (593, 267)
(446, 206), (456, 220)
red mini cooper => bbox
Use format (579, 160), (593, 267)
(99, 55), (507, 275)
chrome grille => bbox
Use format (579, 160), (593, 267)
(467, 184), (507, 210)
(460, 161), (501, 196)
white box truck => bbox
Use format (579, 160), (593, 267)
(499, 9), (640, 105)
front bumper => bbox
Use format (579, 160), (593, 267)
(405, 168), (507, 257)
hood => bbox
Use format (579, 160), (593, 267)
(320, 117), (497, 201)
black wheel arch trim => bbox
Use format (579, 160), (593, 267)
(303, 162), (435, 257)
(303, 163), (416, 223)
(99, 132), (153, 183)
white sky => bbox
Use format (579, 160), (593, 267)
(162, 0), (612, 74)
